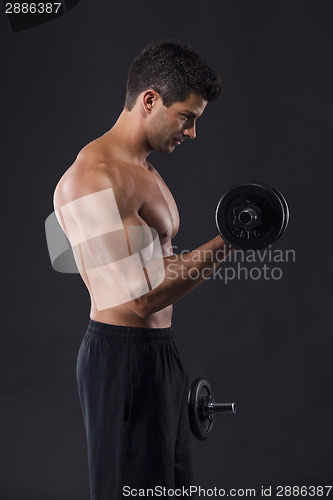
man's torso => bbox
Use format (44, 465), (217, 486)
(54, 135), (179, 328)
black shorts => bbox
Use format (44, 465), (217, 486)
(76, 319), (193, 499)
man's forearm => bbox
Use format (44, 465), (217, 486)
(133, 236), (233, 317)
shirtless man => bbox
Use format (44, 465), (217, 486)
(53, 41), (232, 499)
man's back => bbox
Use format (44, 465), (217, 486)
(54, 132), (179, 328)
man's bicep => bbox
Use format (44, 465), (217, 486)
(55, 187), (124, 245)
(55, 184), (144, 263)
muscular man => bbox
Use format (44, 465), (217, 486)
(53, 41), (232, 499)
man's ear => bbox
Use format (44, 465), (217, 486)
(142, 90), (160, 114)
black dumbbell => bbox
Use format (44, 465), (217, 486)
(215, 182), (289, 250)
(188, 378), (236, 440)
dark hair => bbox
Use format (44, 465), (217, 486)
(125, 40), (222, 111)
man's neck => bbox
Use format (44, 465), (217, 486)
(102, 109), (152, 168)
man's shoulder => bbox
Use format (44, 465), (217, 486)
(53, 149), (138, 211)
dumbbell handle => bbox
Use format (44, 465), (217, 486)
(208, 400), (237, 414)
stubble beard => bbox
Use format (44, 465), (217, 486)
(147, 109), (175, 154)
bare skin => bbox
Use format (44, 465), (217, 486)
(54, 90), (233, 328)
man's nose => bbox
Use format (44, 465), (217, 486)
(183, 123), (196, 139)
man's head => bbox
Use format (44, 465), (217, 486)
(125, 40), (222, 111)
(124, 41), (222, 153)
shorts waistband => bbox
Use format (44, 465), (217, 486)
(86, 319), (175, 342)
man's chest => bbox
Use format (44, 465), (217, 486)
(138, 169), (180, 243)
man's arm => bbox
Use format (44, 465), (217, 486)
(132, 236), (231, 317)
(54, 168), (232, 314)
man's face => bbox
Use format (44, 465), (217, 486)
(146, 92), (208, 154)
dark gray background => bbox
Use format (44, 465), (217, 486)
(1, 1), (332, 498)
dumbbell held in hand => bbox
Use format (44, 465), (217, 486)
(215, 182), (289, 250)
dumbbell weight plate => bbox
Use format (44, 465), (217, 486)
(269, 185), (290, 242)
(188, 378), (214, 440)
(215, 182), (287, 250)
